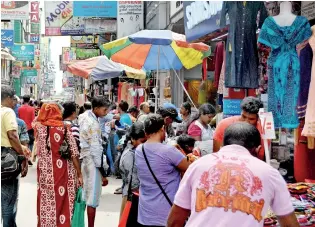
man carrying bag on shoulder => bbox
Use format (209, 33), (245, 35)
(1, 85), (28, 227)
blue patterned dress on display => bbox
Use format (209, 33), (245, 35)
(258, 16), (311, 129)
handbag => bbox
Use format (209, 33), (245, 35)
(71, 187), (86, 227)
(119, 154), (139, 227)
(46, 125), (71, 160)
(1, 147), (25, 181)
(142, 145), (173, 206)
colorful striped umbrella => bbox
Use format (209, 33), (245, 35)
(67, 56), (146, 81)
(101, 30), (211, 71)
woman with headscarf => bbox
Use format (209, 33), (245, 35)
(32, 103), (82, 227)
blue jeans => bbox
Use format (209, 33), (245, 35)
(1, 178), (19, 227)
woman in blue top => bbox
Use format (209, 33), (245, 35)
(118, 100), (132, 127)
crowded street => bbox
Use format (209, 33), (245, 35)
(2, 1), (315, 227)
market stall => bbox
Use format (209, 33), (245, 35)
(264, 183), (315, 226)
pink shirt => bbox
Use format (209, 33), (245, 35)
(174, 145), (294, 227)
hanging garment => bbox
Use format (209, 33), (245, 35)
(217, 43), (226, 95)
(258, 16), (312, 129)
(258, 43), (271, 94)
(214, 41), (225, 88)
(297, 43), (313, 119)
(220, 2), (268, 88)
(302, 37), (315, 137)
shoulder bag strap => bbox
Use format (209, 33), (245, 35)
(127, 153), (135, 197)
(142, 145), (172, 206)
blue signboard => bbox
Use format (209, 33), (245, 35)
(1, 30), (14, 47)
(184, 1), (223, 42)
(12, 44), (35, 61)
(223, 99), (242, 116)
(73, 1), (117, 18)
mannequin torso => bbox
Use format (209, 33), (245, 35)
(272, 2), (296, 27)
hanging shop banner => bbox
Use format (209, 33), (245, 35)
(31, 23), (40, 34)
(223, 99), (242, 116)
(73, 1), (117, 17)
(117, 1), (144, 39)
(45, 1), (84, 36)
(301, 2), (315, 21)
(84, 18), (117, 34)
(183, 1), (223, 42)
(75, 48), (100, 60)
(30, 34), (40, 43)
(12, 44), (35, 61)
(1, 30), (14, 47)
(1, 1), (30, 20)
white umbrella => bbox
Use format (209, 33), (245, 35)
(1, 48), (15, 61)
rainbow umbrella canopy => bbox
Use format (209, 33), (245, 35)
(67, 56), (146, 81)
(101, 30), (211, 71)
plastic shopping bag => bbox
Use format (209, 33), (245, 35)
(71, 187), (86, 227)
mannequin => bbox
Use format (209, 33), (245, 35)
(272, 2), (296, 26)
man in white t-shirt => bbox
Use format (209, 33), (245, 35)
(167, 122), (299, 227)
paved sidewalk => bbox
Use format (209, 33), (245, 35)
(17, 164), (122, 226)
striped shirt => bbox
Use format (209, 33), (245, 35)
(64, 120), (80, 150)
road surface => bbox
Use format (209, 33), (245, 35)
(17, 163), (122, 227)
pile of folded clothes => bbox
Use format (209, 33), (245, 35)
(264, 183), (315, 226)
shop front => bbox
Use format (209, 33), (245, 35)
(184, 1), (315, 225)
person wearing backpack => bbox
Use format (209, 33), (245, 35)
(1, 85), (28, 227)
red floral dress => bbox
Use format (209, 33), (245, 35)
(34, 123), (79, 227)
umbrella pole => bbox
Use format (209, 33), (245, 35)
(155, 45), (160, 113)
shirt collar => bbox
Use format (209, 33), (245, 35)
(219, 145), (251, 156)
(88, 110), (98, 121)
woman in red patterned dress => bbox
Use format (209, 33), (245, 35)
(33, 103), (82, 227)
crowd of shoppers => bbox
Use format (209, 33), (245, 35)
(1, 83), (299, 227)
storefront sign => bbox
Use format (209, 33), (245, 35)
(84, 18), (116, 34)
(75, 48), (100, 60)
(71, 35), (97, 44)
(30, 34), (40, 43)
(45, 1), (85, 36)
(12, 44), (35, 61)
(30, 1), (40, 23)
(223, 99), (242, 116)
(170, 1), (183, 18)
(184, 1), (223, 42)
(12, 61), (22, 78)
(1, 1), (30, 20)
(22, 69), (38, 84)
(117, 1), (144, 38)
(301, 1), (315, 21)
(62, 47), (77, 63)
(73, 1), (117, 17)
(1, 30), (14, 47)
(31, 23), (40, 34)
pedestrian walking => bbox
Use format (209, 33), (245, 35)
(33, 103), (82, 227)
(79, 97), (110, 227)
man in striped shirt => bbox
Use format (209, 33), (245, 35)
(62, 101), (80, 150)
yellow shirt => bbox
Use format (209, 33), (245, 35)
(1, 106), (18, 148)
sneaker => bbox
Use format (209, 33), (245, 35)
(28, 160), (33, 166)
(114, 187), (122, 195)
